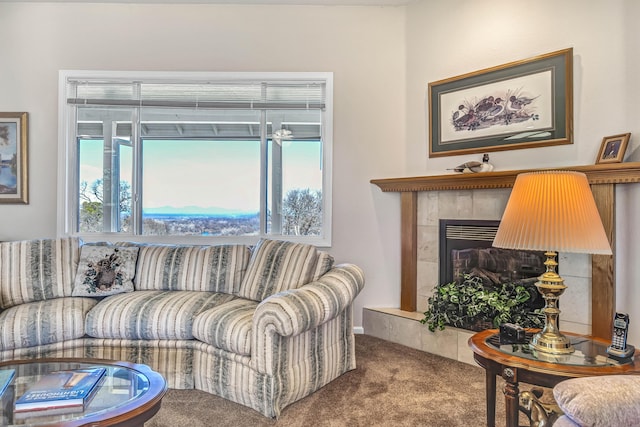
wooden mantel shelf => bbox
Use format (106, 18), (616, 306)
(371, 161), (640, 340)
(371, 161), (640, 192)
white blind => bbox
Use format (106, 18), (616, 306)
(66, 79), (326, 110)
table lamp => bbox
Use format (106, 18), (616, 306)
(493, 170), (612, 355)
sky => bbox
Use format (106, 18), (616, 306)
(79, 139), (322, 213)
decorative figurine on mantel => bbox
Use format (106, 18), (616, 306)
(449, 153), (494, 173)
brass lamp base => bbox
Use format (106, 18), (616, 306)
(531, 330), (574, 354)
(531, 251), (575, 355)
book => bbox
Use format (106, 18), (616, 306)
(14, 367), (106, 416)
(0, 369), (15, 398)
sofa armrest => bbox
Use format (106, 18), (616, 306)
(254, 263), (364, 336)
(251, 264), (364, 373)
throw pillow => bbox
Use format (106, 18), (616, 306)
(553, 375), (640, 427)
(72, 245), (139, 297)
(237, 239), (320, 301)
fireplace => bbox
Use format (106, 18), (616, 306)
(366, 167), (639, 362)
(433, 219), (546, 331)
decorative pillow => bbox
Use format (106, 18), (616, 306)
(237, 239), (320, 301)
(553, 375), (640, 427)
(0, 237), (81, 309)
(72, 245), (139, 297)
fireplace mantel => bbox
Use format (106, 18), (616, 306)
(371, 162), (640, 339)
(371, 162), (640, 192)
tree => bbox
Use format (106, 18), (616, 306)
(79, 201), (103, 232)
(80, 179), (131, 214)
(79, 179), (132, 232)
(282, 188), (322, 236)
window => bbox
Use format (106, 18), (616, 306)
(59, 71), (332, 246)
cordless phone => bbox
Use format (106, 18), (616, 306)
(606, 312), (635, 361)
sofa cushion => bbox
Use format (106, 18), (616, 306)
(0, 297), (98, 350)
(72, 245), (139, 297)
(237, 239), (329, 302)
(0, 237), (81, 309)
(553, 375), (640, 427)
(85, 290), (236, 340)
(134, 244), (251, 293)
(193, 298), (257, 356)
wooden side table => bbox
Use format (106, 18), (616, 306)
(469, 329), (640, 427)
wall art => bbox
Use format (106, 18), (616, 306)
(0, 112), (28, 204)
(428, 48), (573, 157)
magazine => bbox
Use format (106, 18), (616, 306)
(14, 367), (106, 415)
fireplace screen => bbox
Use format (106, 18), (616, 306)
(440, 219), (546, 287)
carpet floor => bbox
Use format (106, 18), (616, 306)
(146, 334), (511, 426)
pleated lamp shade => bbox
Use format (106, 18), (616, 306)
(493, 170), (612, 255)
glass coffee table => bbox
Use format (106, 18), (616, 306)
(0, 358), (167, 426)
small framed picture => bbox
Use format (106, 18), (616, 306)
(0, 112), (28, 204)
(596, 133), (631, 164)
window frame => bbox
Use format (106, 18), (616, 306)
(57, 70), (333, 247)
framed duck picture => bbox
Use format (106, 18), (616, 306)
(428, 49), (573, 158)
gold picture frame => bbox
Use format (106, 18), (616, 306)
(596, 133), (630, 164)
(0, 112), (28, 204)
(428, 48), (573, 157)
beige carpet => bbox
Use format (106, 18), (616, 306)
(146, 334), (511, 426)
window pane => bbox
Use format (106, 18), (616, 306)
(141, 139), (261, 236)
(281, 139), (323, 236)
(77, 139), (133, 233)
(267, 110), (323, 236)
(78, 139), (104, 233)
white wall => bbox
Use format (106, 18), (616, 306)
(0, 2), (406, 328)
(391, 0), (640, 344)
(405, 0), (634, 173)
(616, 0), (640, 345)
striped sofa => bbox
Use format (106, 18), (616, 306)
(0, 237), (365, 418)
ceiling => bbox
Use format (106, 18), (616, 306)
(11, 0), (411, 5)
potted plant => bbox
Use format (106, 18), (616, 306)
(420, 274), (543, 332)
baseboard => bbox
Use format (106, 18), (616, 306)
(353, 326), (364, 334)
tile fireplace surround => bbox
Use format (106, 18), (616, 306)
(366, 162), (640, 365)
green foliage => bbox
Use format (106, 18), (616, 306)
(79, 201), (104, 232)
(420, 274), (543, 332)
